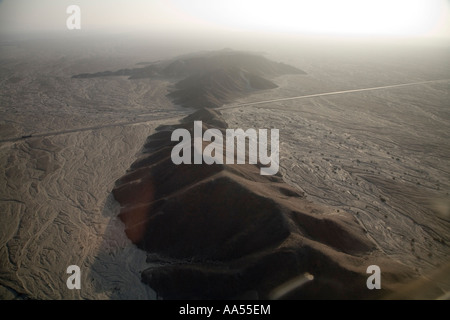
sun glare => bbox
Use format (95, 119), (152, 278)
(172, 0), (450, 38)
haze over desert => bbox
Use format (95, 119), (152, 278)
(1, 0), (450, 301)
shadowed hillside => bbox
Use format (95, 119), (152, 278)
(73, 50), (306, 108)
(112, 108), (416, 299)
(167, 67), (279, 108)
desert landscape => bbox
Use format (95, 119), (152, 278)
(0, 35), (449, 299)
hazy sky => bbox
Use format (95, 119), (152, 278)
(0, 0), (449, 40)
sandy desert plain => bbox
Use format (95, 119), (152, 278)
(0, 36), (449, 299)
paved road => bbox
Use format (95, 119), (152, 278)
(0, 112), (190, 144)
(2, 79), (448, 144)
(218, 79), (450, 110)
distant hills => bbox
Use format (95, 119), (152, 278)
(73, 50), (306, 108)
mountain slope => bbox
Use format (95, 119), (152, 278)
(72, 50), (306, 109)
(112, 108), (416, 299)
(167, 67), (279, 108)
